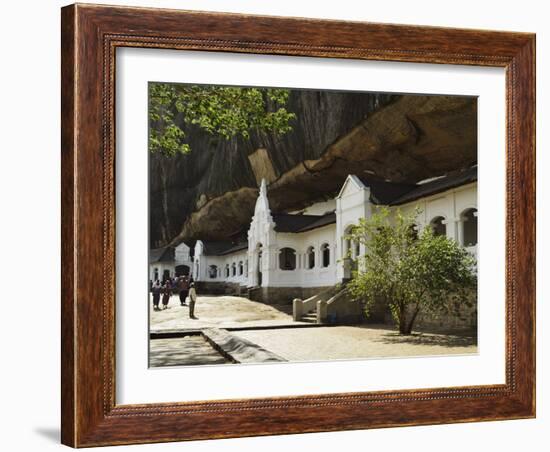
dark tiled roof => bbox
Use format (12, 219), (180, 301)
(273, 212), (336, 233)
(296, 212), (336, 232)
(202, 241), (248, 256)
(389, 166), (478, 206)
(217, 242), (249, 256)
(356, 177), (416, 205)
(149, 246), (175, 263)
(357, 166), (477, 206)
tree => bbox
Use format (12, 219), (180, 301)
(346, 207), (477, 334)
(148, 83), (296, 155)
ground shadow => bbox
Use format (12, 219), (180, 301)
(268, 304), (294, 316)
(34, 427), (60, 443)
(374, 331), (477, 348)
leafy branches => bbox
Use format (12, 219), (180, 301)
(148, 83), (296, 156)
(346, 207), (477, 334)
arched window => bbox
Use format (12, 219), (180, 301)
(231, 263), (236, 277)
(175, 264), (189, 277)
(153, 268), (159, 281)
(225, 264), (230, 278)
(321, 243), (330, 267)
(408, 224), (419, 241)
(306, 246), (315, 269)
(279, 248), (296, 270)
(208, 265), (218, 279)
(461, 208), (478, 247)
(238, 261), (244, 275)
(354, 240), (360, 258)
(430, 216), (447, 237)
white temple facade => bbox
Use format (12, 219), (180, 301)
(192, 167), (478, 302)
(149, 242), (193, 282)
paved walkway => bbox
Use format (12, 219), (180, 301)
(149, 336), (230, 367)
(149, 295), (477, 366)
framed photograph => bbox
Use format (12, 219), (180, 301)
(61, 3), (535, 447)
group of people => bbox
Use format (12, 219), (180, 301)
(150, 275), (198, 319)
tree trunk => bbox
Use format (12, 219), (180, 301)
(398, 305), (420, 335)
(398, 308), (411, 335)
(398, 319), (411, 335)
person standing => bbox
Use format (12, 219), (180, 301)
(151, 280), (161, 311)
(161, 280), (172, 310)
(188, 282), (198, 319)
(178, 275), (189, 306)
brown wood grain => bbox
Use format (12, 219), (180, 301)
(61, 3), (536, 447)
(60, 5), (76, 446)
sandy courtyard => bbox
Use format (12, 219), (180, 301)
(149, 295), (477, 365)
(150, 294), (299, 331)
(233, 325), (476, 362)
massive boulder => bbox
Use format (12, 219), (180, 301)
(149, 91), (476, 248)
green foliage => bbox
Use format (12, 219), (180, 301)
(346, 207), (477, 334)
(148, 83), (296, 156)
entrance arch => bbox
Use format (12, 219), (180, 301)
(175, 264), (190, 276)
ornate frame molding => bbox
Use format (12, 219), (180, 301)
(61, 4), (535, 447)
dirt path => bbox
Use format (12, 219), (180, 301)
(150, 294), (300, 331)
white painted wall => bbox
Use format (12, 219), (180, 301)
(336, 176), (372, 279)
(269, 225), (338, 287)
(174, 242), (192, 266)
(193, 178), (477, 289)
(148, 262), (175, 282)
(193, 241), (249, 285)
(149, 242), (193, 281)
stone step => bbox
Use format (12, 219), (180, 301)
(300, 313), (318, 323)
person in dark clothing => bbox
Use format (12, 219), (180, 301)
(188, 282), (198, 319)
(161, 281), (172, 309)
(178, 276), (190, 306)
(151, 280), (161, 311)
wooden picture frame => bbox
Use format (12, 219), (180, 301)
(61, 3), (535, 447)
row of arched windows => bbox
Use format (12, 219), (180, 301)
(205, 209), (476, 279)
(342, 208), (478, 258)
(208, 261), (248, 279)
(278, 244), (331, 271)
(428, 208), (478, 247)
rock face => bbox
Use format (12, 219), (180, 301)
(149, 90), (476, 248)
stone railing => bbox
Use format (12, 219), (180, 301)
(292, 286), (336, 321)
(318, 287), (363, 324)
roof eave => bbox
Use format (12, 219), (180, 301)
(390, 180), (477, 206)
